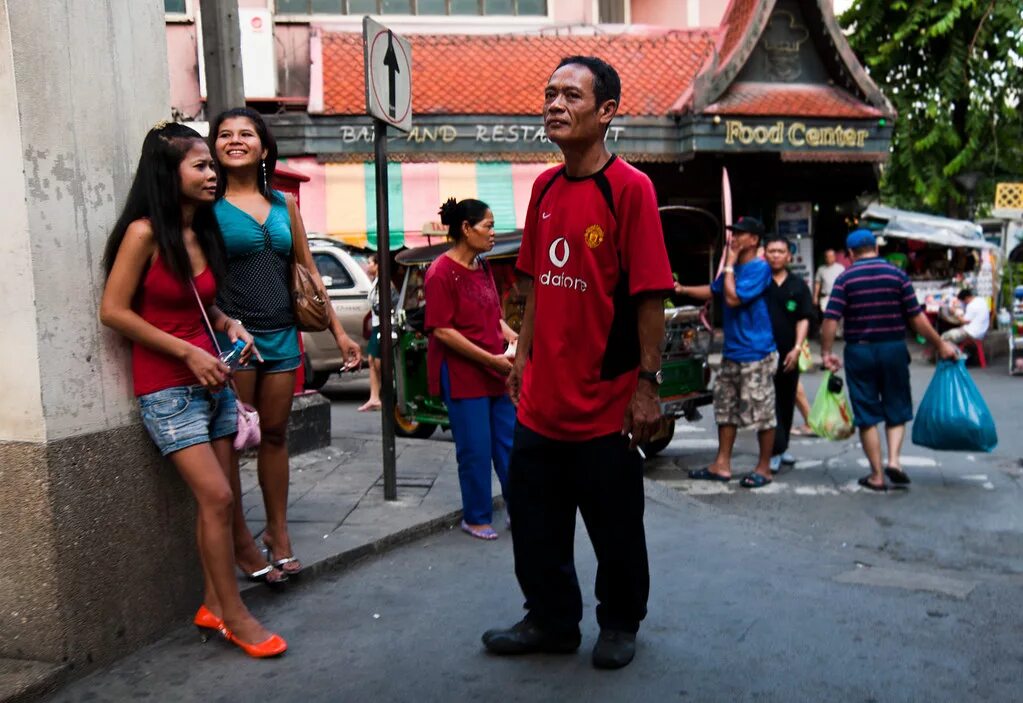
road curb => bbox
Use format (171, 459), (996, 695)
(241, 496), (505, 605)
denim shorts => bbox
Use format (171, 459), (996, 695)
(236, 354), (302, 374)
(138, 385), (238, 456)
(844, 340), (913, 428)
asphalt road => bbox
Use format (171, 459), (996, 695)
(643, 357), (1023, 577)
(50, 354), (1022, 702)
(52, 491), (1022, 702)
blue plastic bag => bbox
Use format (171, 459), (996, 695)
(912, 358), (997, 452)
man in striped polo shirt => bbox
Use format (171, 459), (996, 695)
(821, 230), (957, 491)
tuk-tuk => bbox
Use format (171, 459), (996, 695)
(390, 234), (524, 439)
(389, 209), (715, 456)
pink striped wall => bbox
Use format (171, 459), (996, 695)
(511, 163), (555, 228)
(400, 162), (441, 236)
(280, 157), (327, 234)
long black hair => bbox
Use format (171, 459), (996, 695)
(103, 122), (227, 284)
(208, 107), (279, 201)
(438, 197), (490, 243)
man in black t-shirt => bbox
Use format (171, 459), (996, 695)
(764, 235), (814, 472)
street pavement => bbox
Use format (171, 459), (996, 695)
(49, 489), (1022, 702)
(643, 354), (1023, 578)
(43, 352), (1023, 702)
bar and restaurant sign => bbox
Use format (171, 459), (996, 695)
(271, 115), (891, 161)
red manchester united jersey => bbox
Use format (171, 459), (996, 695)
(515, 156), (673, 441)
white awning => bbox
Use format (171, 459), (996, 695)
(862, 204), (998, 251)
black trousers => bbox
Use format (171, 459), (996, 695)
(508, 424), (649, 635)
(773, 359), (800, 456)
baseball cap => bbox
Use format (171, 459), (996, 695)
(725, 216), (765, 236)
(846, 229), (876, 250)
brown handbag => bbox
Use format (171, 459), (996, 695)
(286, 196), (331, 332)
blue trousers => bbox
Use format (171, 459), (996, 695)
(440, 362), (515, 525)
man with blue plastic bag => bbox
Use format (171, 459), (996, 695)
(821, 230), (958, 491)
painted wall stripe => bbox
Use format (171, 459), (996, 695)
(279, 157), (326, 234)
(362, 162), (405, 249)
(401, 162), (441, 238)
(511, 162), (556, 228)
(325, 163), (366, 239)
(475, 162), (516, 233)
(437, 162), (477, 203)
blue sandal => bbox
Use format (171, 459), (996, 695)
(739, 472), (772, 489)
(461, 520), (499, 541)
(688, 468), (731, 482)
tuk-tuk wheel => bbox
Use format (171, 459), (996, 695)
(641, 418), (676, 458)
(393, 406), (437, 439)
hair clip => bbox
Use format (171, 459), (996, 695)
(152, 119), (170, 131)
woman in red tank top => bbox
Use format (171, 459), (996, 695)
(99, 123), (286, 659)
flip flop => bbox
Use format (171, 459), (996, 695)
(791, 425), (817, 437)
(688, 467), (731, 482)
(884, 467), (911, 485)
(857, 476), (888, 492)
(739, 472), (772, 489)
(461, 520), (498, 541)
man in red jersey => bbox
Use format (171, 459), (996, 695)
(481, 56), (673, 670)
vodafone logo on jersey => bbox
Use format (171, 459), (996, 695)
(548, 237), (570, 268)
(539, 236), (588, 292)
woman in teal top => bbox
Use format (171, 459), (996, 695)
(210, 108), (362, 582)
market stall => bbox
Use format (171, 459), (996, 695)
(861, 205), (1000, 326)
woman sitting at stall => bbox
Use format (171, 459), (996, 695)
(424, 198), (518, 541)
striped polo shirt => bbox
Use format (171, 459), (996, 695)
(824, 257), (922, 343)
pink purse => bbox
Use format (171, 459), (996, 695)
(191, 283), (262, 451)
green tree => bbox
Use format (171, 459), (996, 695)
(841, 0), (1023, 216)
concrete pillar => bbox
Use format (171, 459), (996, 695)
(0, 0), (201, 667)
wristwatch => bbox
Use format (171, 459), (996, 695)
(638, 369), (663, 386)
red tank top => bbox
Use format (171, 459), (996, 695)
(132, 255), (218, 396)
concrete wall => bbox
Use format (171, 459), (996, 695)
(0, 0), (202, 667)
(0, 0), (166, 445)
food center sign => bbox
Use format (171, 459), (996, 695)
(724, 120), (870, 148)
(678, 116), (892, 159)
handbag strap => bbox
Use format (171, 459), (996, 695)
(190, 281), (223, 356)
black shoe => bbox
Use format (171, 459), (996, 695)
(592, 629), (636, 670)
(481, 619), (581, 655)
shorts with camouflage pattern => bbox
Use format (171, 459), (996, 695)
(713, 352), (778, 431)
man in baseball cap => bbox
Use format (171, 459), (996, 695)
(821, 229), (957, 491)
(676, 214), (778, 489)
(726, 216), (766, 237)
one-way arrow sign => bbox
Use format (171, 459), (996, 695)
(383, 30), (399, 119)
(363, 17), (412, 132)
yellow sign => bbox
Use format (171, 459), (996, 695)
(584, 224), (604, 249)
(724, 120), (870, 149)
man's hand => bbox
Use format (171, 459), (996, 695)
(937, 340), (960, 361)
(623, 381), (662, 449)
(507, 358), (525, 406)
(782, 347), (800, 373)
(724, 245), (739, 267)
(822, 351), (842, 372)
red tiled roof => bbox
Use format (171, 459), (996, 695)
(716, 0), (759, 66)
(320, 30), (717, 117)
(705, 82), (883, 119)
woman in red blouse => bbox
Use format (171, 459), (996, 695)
(425, 198), (518, 540)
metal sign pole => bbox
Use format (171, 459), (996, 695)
(374, 118), (398, 502)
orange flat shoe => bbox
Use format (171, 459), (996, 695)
(222, 628), (288, 658)
(193, 605), (223, 643)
